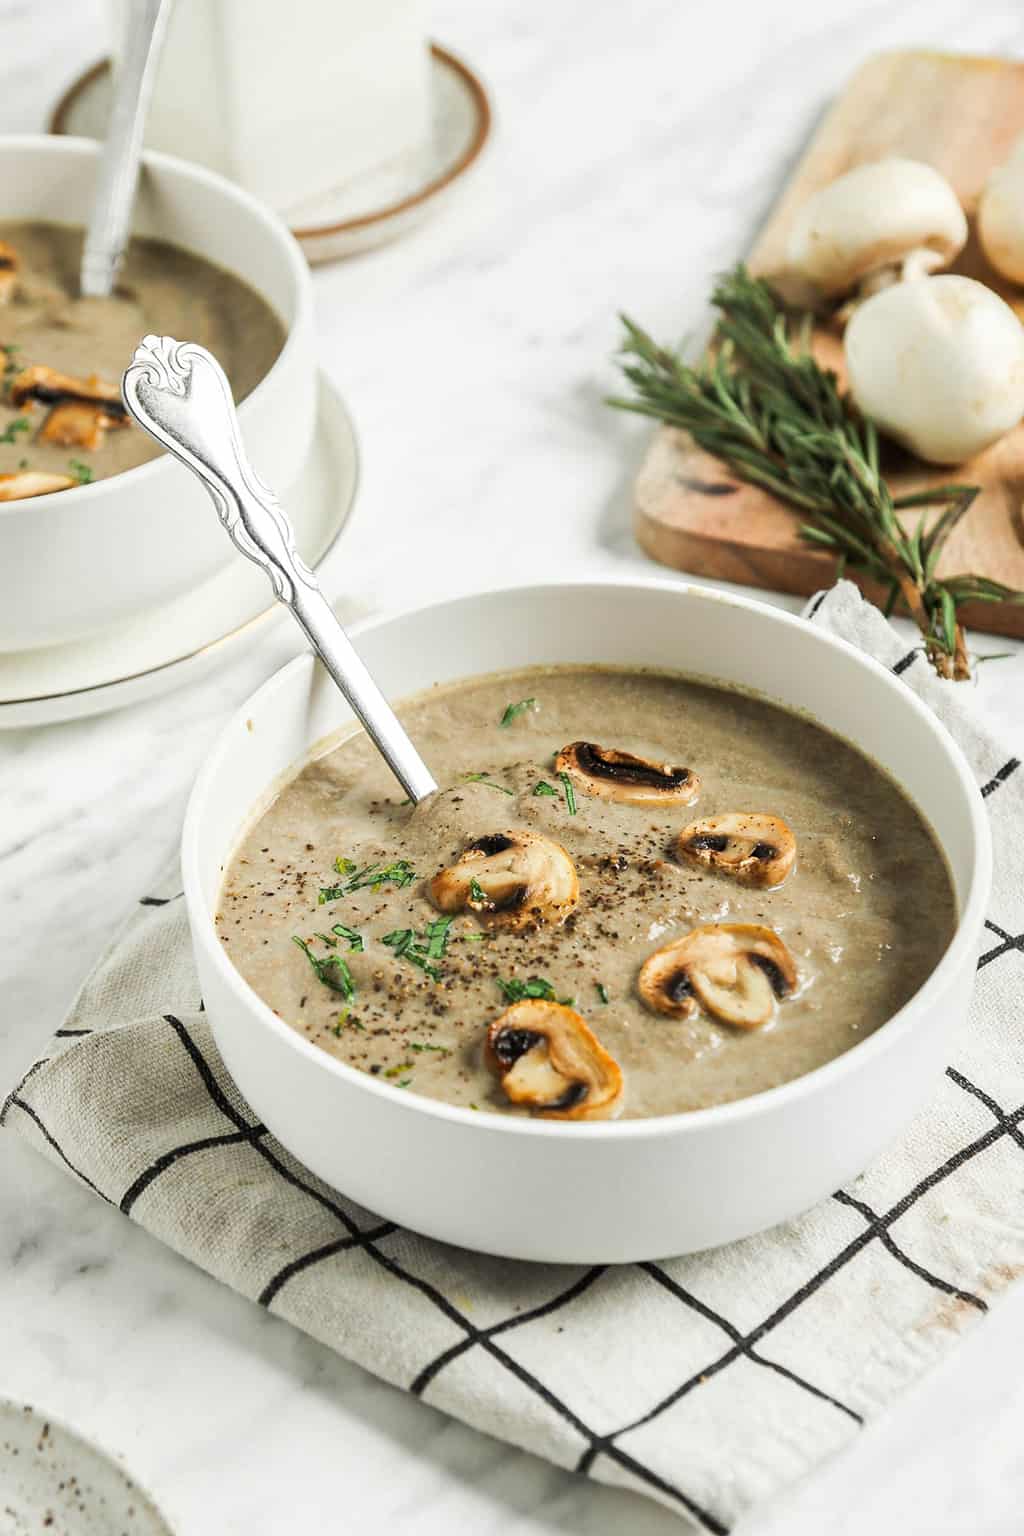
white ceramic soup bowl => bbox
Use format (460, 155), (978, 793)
(0, 135), (315, 652)
(183, 581), (991, 1263)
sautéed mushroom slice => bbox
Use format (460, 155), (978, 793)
(676, 812), (796, 887)
(554, 740), (699, 807)
(486, 1000), (623, 1119)
(640, 923), (797, 1029)
(430, 829), (578, 930)
(0, 469), (76, 500)
(0, 241), (16, 303)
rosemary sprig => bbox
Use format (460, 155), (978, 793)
(608, 265), (1024, 680)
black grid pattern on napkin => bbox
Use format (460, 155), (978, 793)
(3, 752), (1020, 1535)
(6, 1013), (1018, 1533)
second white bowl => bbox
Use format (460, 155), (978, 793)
(0, 135), (315, 652)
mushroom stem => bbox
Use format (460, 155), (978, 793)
(837, 246), (949, 324)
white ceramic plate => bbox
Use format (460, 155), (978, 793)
(0, 372), (358, 729)
(51, 44), (492, 264)
(0, 1399), (173, 1536)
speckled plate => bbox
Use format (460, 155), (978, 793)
(50, 43), (492, 263)
(0, 1400), (173, 1535)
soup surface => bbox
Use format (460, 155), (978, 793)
(218, 666), (956, 1120)
(0, 221), (284, 493)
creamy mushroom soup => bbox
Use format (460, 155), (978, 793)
(218, 666), (957, 1120)
(0, 222), (284, 498)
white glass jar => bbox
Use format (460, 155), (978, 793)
(111, 0), (433, 216)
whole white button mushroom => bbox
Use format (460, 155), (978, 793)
(979, 137), (1024, 284)
(787, 157), (967, 301)
(845, 274), (1024, 465)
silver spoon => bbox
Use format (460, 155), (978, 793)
(80, 0), (175, 298)
(121, 335), (438, 804)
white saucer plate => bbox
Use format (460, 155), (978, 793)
(0, 371), (358, 730)
(51, 44), (492, 264)
(0, 1399), (173, 1536)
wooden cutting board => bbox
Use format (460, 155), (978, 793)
(635, 50), (1024, 638)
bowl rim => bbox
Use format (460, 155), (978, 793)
(0, 132), (311, 519)
(182, 577), (992, 1142)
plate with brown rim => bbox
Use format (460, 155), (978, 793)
(50, 43), (492, 264)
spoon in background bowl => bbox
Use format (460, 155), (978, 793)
(80, 0), (175, 298)
(121, 335), (439, 804)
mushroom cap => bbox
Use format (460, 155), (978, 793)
(676, 812), (795, 888)
(554, 741), (700, 807)
(485, 999), (624, 1120)
(845, 274), (1024, 464)
(429, 828), (579, 930)
(787, 157), (967, 298)
(979, 137), (1024, 284)
(639, 923), (797, 1029)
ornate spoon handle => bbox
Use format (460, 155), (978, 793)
(81, 0), (175, 298)
(122, 335), (438, 804)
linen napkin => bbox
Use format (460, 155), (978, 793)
(5, 580), (1023, 1534)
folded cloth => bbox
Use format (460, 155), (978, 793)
(5, 580), (1023, 1533)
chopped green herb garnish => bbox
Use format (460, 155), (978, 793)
(332, 1007), (366, 1034)
(532, 780), (558, 797)
(469, 1102), (480, 1111)
(425, 915), (454, 959)
(0, 416), (29, 445)
(380, 915), (452, 978)
(17, 457), (27, 469)
(383, 1061), (414, 1079)
(68, 458), (93, 485)
(319, 858), (417, 903)
(409, 1041), (451, 1055)
(468, 875), (489, 906)
(292, 935), (356, 998)
(398, 1078), (413, 1088)
(462, 773), (514, 795)
(500, 697), (537, 727)
(382, 927), (443, 981)
(383, 928), (413, 956)
(559, 772), (578, 815)
(331, 923), (365, 952)
(496, 975), (574, 1006)
(596, 982), (610, 1005)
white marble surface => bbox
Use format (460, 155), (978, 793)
(3, 1), (1024, 1531)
